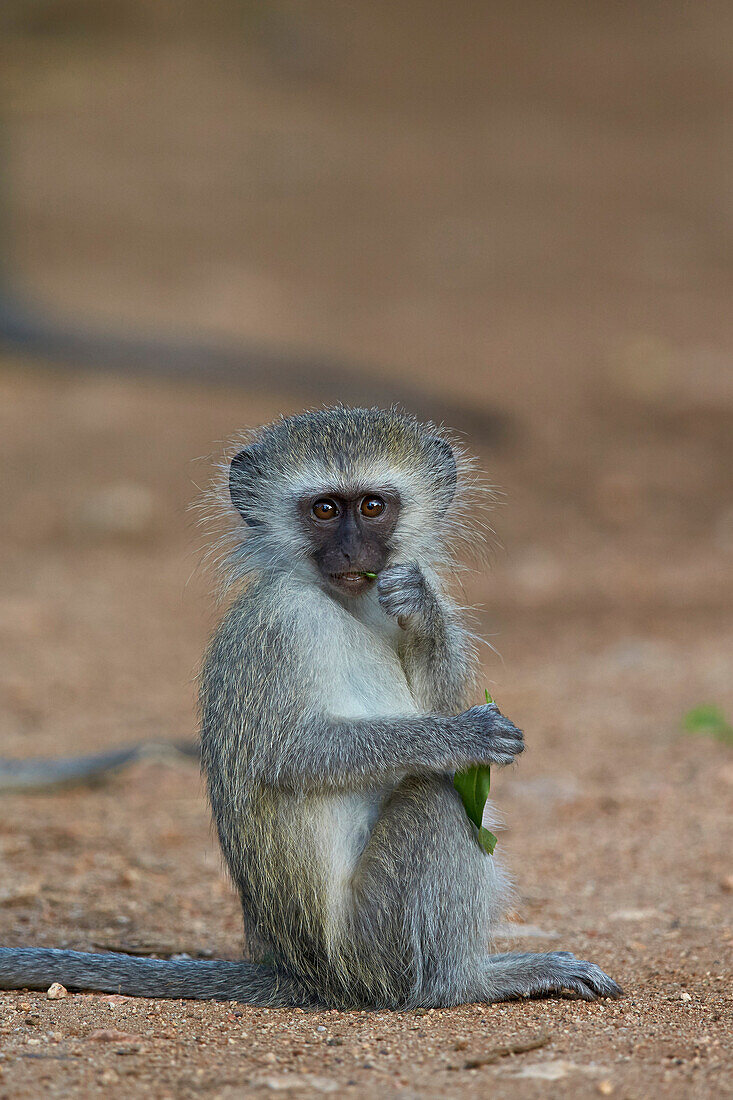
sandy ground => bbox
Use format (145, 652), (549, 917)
(0, 364), (730, 1099)
(0, 2), (732, 1097)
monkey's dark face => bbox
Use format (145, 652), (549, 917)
(298, 490), (400, 596)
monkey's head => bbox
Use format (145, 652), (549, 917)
(227, 407), (477, 596)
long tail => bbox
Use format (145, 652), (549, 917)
(0, 947), (314, 1006)
(0, 741), (199, 793)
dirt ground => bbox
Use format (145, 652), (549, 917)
(0, 3), (732, 1098)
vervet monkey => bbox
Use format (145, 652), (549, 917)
(0, 407), (620, 1007)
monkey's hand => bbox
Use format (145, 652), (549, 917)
(456, 703), (524, 766)
(377, 563), (436, 631)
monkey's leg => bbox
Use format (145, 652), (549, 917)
(340, 775), (508, 1008)
(0, 948), (316, 1005)
(340, 778), (620, 1007)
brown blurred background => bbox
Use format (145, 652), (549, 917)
(0, 3), (731, 1097)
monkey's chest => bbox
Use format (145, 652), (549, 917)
(320, 632), (417, 719)
(316, 787), (389, 891)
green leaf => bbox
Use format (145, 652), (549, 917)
(478, 826), (498, 855)
(453, 689), (497, 855)
(683, 704), (733, 744)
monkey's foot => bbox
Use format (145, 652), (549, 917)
(482, 951), (622, 1002)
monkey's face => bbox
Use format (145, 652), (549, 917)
(298, 489), (400, 597)
(227, 409), (462, 586)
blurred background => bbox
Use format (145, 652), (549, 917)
(0, 2), (731, 1092)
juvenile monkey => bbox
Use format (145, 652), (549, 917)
(0, 407), (620, 1006)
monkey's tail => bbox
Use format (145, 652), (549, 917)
(0, 947), (315, 1006)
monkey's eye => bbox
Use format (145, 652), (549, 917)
(360, 496), (386, 518)
(312, 499), (339, 521)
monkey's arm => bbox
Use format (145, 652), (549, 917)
(378, 563), (473, 713)
(264, 705), (523, 792)
(200, 586), (521, 796)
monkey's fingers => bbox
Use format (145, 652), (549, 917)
(460, 705), (525, 765)
(376, 564), (429, 621)
(487, 740), (525, 765)
(554, 960), (623, 1001)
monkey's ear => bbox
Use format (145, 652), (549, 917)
(428, 438), (457, 504)
(229, 445), (265, 526)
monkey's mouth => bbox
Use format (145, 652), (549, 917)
(329, 571), (376, 593)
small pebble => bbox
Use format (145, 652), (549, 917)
(47, 983), (68, 1000)
(680, 992), (692, 1002)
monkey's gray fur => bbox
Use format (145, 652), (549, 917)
(0, 406), (621, 1007)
